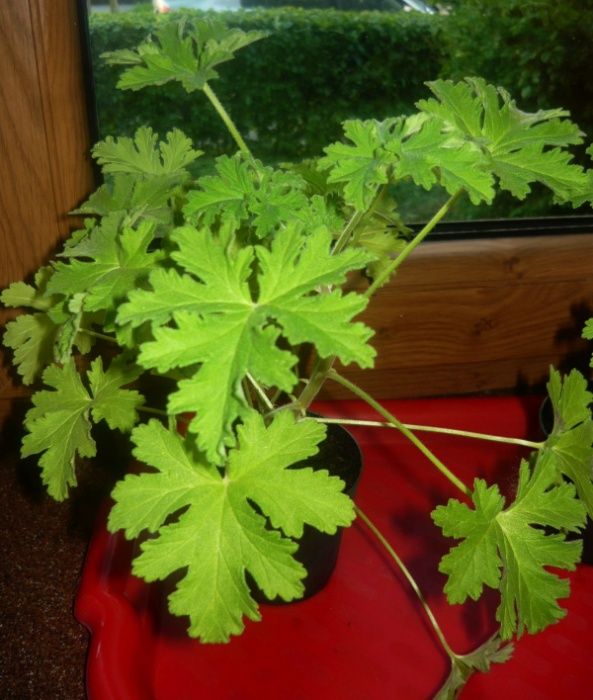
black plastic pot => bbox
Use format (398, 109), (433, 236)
(251, 419), (363, 603)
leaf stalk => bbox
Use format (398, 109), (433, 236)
(203, 82), (254, 159)
(355, 505), (456, 660)
(327, 370), (471, 497)
(365, 188), (463, 298)
(315, 417), (543, 450)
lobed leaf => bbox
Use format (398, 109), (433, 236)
(104, 19), (266, 93)
(418, 78), (588, 202)
(108, 411), (354, 642)
(118, 224), (375, 463)
(433, 451), (586, 639)
(544, 368), (593, 517)
(48, 219), (165, 313)
(22, 358), (143, 500)
(92, 127), (201, 178)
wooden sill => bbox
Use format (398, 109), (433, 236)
(324, 232), (593, 399)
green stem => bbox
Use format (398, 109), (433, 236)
(328, 370), (471, 496)
(138, 405), (193, 428)
(332, 186), (383, 256)
(332, 209), (365, 256)
(355, 505), (456, 660)
(203, 82), (253, 158)
(298, 190), (463, 411)
(78, 328), (119, 344)
(137, 405), (169, 418)
(315, 417), (543, 450)
(296, 355), (335, 413)
(365, 189), (463, 298)
(246, 372), (274, 411)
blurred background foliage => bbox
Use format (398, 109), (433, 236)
(87, 0), (593, 220)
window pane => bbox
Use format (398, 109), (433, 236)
(85, 1), (593, 225)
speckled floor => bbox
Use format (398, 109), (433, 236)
(0, 403), (128, 700)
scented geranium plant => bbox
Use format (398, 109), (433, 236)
(3, 18), (593, 697)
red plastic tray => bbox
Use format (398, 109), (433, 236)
(75, 397), (593, 699)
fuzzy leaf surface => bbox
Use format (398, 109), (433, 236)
(92, 127), (201, 178)
(104, 19), (266, 93)
(74, 174), (177, 226)
(544, 368), (593, 517)
(387, 116), (495, 204)
(418, 78), (588, 201)
(1, 269), (88, 383)
(184, 155), (309, 238)
(22, 358), (142, 500)
(108, 412), (354, 642)
(433, 451), (585, 639)
(319, 119), (393, 211)
(47, 219), (164, 312)
(435, 635), (514, 700)
(118, 224), (375, 462)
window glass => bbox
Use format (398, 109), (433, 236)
(85, 0), (593, 225)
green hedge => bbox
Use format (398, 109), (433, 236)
(442, 0), (593, 144)
(89, 8), (445, 161)
(240, 0), (402, 10)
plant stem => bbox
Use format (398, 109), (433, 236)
(246, 372), (274, 411)
(355, 505), (456, 660)
(137, 405), (169, 418)
(78, 327), (119, 344)
(365, 189), (463, 298)
(332, 186), (383, 256)
(296, 355), (335, 412)
(328, 370), (471, 496)
(315, 417), (543, 450)
(203, 83), (253, 158)
(298, 190), (463, 411)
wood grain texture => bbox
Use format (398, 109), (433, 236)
(327, 233), (593, 399)
(0, 0), (94, 402)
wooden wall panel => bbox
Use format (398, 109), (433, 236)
(326, 233), (593, 400)
(0, 0), (94, 411)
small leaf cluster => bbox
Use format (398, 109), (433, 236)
(433, 370), (593, 640)
(2, 19), (593, 649)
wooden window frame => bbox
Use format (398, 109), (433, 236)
(1, 1), (592, 415)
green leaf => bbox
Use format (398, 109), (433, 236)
(418, 78), (588, 202)
(435, 634), (514, 700)
(387, 116), (495, 204)
(74, 174), (178, 226)
(47, 219), (165, 312)
(92, 127), (201, 178)
(3, 313), (59, 385)
(1, 268), (88, 384)
(0, 273), (54, 311)
(117, 224), (375, 462)
(433, 451), (585, 639)
(547, 367), (592, 432)
(22, 358), (143, 500)
(184, 154), (255, 226)
(544, 368), (593, 517)
(105, 19), (266, 93)
(319, 119), (393, 211)
(184, 155), (309, 238)
(584, 318), (593, 367)
(108, 411), (354, 642)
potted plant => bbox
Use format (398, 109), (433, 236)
(3, 17), (593, 697)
